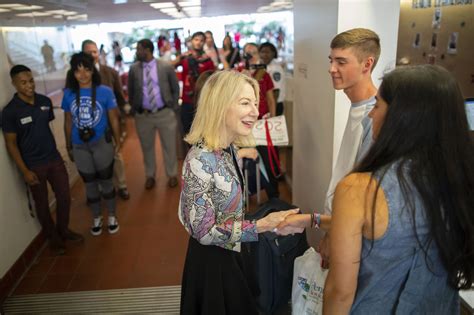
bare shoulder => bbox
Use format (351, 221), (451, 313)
(334, 172), (381, 214)
(335, 173), (374, 194)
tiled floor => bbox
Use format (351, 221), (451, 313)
(11, 118), (292, 296)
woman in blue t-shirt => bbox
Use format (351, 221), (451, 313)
(62, 52), (121, 236)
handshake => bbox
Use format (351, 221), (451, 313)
(256, 209), (310, 236)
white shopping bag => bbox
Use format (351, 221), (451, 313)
(292, 247), (328, 315)
(252, 115), (289, 146)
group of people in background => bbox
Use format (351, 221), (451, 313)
(2, 25), (473, 315)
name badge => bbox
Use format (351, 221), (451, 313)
(40, 106), (49, 111)
(20, 116), (33, 124)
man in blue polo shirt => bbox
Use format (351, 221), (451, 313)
(2, 65), (83, 255)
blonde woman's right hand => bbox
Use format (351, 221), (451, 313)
(256, 209), (299, 233)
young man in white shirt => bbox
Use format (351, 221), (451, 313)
(275, 29), (381, 259)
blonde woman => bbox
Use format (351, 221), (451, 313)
(178, 71), (298, 315)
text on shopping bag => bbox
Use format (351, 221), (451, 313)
(252, 115), (289, 146)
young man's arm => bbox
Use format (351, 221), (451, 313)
(4, 132), (39, 185)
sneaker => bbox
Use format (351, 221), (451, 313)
(168, 176), (178, 188)
(91, 216), (103, 236)
(108, 216), (120, 234)
(145, 177), (155, 190)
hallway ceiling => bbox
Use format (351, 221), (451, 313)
(0, 0), (277, 27)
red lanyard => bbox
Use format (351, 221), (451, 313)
(264, 119), (281, 178)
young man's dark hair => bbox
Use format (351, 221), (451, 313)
(137, 38), (154, 54)
(192, 31), (206, 40)
(10, 64), (31, 79)
(258, 42), (278, 59)
(81, 39), (96, 51)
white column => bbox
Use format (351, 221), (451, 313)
(0, 29), (42, 278)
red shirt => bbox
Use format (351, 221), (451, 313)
(237, 65), (274, 118)
(179, 55), (216, 104)
(255, 71), (274, 118)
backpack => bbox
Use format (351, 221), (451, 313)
(244, 198), (309, 314)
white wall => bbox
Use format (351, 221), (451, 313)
(292, 0), (339, 244)
(293, 0), (400, 245)
(0, 29), (42, 279)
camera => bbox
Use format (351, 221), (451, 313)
(79, 126), (95, 142)
(243, 52), (253, 61)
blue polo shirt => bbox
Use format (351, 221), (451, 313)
(61, 85), (117, 145)
(2, 93), (61, 167)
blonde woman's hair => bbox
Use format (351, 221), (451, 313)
(185, 70), (260, 150)
(331, 28), (381, 72)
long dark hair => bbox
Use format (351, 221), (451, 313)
(354, 65), (474, 289)
(66, 52), (101, 111)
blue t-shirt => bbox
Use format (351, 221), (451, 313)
(61, 85), (117, 145)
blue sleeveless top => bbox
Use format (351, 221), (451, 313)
(351, 163), (459, 314)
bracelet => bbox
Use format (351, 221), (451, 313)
(312, 211), (321, 229)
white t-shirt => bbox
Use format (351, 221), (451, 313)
(324, 97), (375, 214)
(266, 59), (285, 103)
(204, 44), (219, 67)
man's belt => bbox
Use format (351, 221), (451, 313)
(138, 106), (166, 114)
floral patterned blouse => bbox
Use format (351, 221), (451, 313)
(178, 142), (258, 252)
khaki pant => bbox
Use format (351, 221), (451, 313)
(135, 108), (178, 178)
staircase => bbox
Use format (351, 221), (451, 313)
(3, 286), (181, 314)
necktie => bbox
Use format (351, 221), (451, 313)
(145, 65), (156, 109)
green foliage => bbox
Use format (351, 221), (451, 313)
(233, 20), (256, 37)
(122, 27), (162, 47)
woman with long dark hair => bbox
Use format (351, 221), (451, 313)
(323, 65), (474, 313)
(62, 52), (122, 236)
(222, 35), (241, 69)
(277, 65), (473, 313)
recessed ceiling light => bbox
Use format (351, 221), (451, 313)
(67, 14), (87, 20)
(150, 2), (175, 9)
(0, 4), (23, 8)
(16, 11), (51, 17)
(45, 9), (77, 15)
(178, 1), (201, 7)
(160, 7), (178, 13)
(11, 5), (44, 10)
(183, 6), (201, 12)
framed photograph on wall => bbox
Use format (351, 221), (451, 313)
(447, 32), (459, 54)
(432, 7), (442, 28)
(431, 32), (438, 48)
(413, 33), (421, 48)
